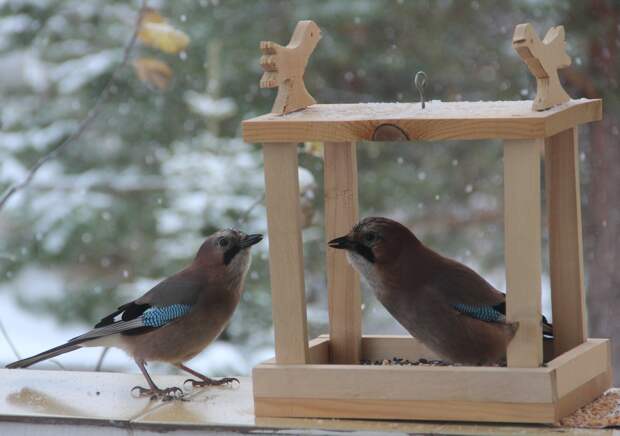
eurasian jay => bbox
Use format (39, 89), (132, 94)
(6, 229), (263, 400)
(329, 217), (551, 365)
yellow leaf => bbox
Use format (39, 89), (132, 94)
(133, 58), (173, 91)
(303, 141), (324, 158)
(138, 9), (190, 54)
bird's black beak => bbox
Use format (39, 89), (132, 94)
(328, 235), (352, 250)
(329, 234), (375, 263)
(239, 233), (263, 248)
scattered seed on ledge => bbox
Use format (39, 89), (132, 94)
(360, 357), (504, 367)
(361, 357), (453, 366)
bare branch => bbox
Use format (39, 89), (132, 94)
(0, 317), (21, 360)
(236, 193), (265, 226)
(1, 316), (65, 369)
(0, 0), (148, 213)
(412, 208), (501, 230)
(94, 347), (110, 372)
(49, 359), (66, 370)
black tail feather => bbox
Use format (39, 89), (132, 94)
(494, 302), (554, 339)
(542, 315), (554, 339)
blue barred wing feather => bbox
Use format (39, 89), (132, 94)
(71, 304), (192, 342)
(452, 303), (506, 323)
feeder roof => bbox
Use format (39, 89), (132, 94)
(243, 99), (601, 143)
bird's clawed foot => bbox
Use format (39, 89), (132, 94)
(131, 385), (184, 401)
(183, 376), (239, 389)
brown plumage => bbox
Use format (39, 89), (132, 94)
(6, 229), (262, 400)
(329, 217), (550, 366)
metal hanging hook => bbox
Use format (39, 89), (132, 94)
(414, 71), (427, 109)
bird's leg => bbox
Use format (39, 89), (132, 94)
(131, 359), (183, 401)
(177, 364), (239, 389)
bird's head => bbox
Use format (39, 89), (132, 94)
(328, 217), (418, 267)
(196, 229), (263, 275)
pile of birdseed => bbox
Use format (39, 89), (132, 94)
(561, 389), (620, 428)
(361, 357), (454, 366)
(360, 357), (507, 367)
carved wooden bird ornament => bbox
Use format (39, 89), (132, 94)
(513, 23), (572, 111)
(260, 20), (321, 115)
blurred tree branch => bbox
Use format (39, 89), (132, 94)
(581, 0), (620, 380)
(0, 318), (21, 360)
(94, 347), (110, 372)
(413, 209), (500, 230)
(0, 0), (148, 214)
(1, 317), (65, 369)
(565, 0), (620, 380)
(236, 193), (265, 226)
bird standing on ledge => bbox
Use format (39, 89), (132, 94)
(6, 229), (263, 401)
(329, 217), (551, 366)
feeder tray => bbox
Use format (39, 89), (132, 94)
(243, 21), (611, 424)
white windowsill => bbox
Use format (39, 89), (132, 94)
(0, 369), (613, 435)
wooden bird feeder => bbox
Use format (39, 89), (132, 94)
(243, 21), (611, 424)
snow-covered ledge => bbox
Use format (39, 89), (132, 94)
(0, 368), (612, 435)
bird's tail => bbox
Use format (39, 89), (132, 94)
(5, 342), (81, 369)
(542, 315), (554, 339)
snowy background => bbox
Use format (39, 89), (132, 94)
(0, 0), (618, 378)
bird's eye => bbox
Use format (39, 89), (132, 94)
(218, 238), (229, 248)
(365, 232), (376, 243)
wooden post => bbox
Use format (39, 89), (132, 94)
(324, 142), (361, 364)
(263, 143), (309, 364)
(545, 128), (587, 356)
(504, 139), (543, 368)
